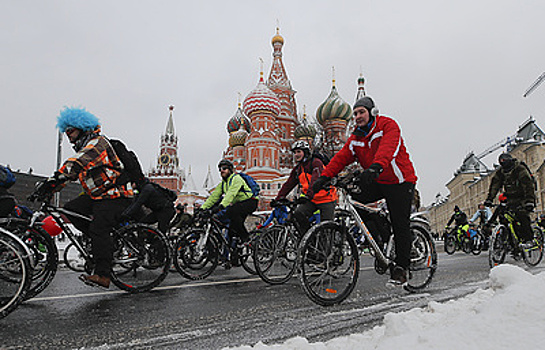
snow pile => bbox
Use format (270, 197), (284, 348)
(227, 264), (545, 350)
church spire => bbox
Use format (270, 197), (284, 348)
(165, 105), (175, 135)
(356, 69), (366, 101)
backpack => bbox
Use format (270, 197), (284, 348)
(311, 150), (330, 166)
(520, 161), (537, 190)
(108, 139), (145, 186)
(0, 165), (16, 189)
(150, 182), (178, 202)
(236, 172), (260, 197)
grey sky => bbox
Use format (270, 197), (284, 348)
(2, 0), (545, 206)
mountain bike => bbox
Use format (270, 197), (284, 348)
(173, 209), (256, 280)
(28, 186), (171, 293)
(298, 172), (437, 306)
(488, 203), (544, 268)
(0, 227), (33, 318)
(444, 225), (483, 255)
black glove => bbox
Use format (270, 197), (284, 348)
(312, 176), (331, 193)
(360, 163), (383, 186)
(483, 199), (493, 207)
(212, 204), (224, 214)
(524, 202), (535, 212)
(270, 199), (280, 208)
(296, 196), (310, 205)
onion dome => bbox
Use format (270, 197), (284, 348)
(294, 113), (317, 140)
(227, 104), (251, 134)
(243, 73), (281, 117)
(229, 128), (248, 147)
(272, 27), (284, 45)
(316, 82), (352, 126)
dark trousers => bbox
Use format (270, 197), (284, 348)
(64, 195), (131, 277)
(294, 200), (336, 235)
(514, 208), (533, 242)
(352, 182), (415, 270)
(225, 198), (258, 242)
(0, 197), (15, 218)
(142, 206), (176, 234)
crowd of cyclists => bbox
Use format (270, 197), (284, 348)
(1, 96), (543, 319)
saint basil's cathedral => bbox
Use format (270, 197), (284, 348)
(149, 28), (367, 211)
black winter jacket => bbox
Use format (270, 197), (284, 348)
(486, 160), (536, 207)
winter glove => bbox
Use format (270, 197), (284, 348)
(270, 199), (281, 208)
(483, 199), (493, 208)
(212, 204), (225, 214)
(360, 163), (383, 186)
(312, 176), (331, 193)
(524, 202), (535, 212)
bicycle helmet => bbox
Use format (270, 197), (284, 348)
(56, 107), (100, 133)
(291, 140), (310, 154)
(498, 153), (515, 171)
(218, 159), (234, 171)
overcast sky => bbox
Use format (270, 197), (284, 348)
(2, 0), (545, 206)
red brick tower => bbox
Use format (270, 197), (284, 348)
(148, 105), (184, 194)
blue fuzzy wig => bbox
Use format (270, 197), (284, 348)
(56, 107), (100, 132)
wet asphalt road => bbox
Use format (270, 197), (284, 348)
(1, 245), (543, 350)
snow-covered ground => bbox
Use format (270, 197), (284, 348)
(227, 264), (544, 350)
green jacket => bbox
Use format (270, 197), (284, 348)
(202, 173), (255, 209)
(486, 160), (536, 206)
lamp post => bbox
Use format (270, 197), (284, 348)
(54, 129), (62, 207)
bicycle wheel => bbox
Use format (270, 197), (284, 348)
(240, 234), (257, 275)
(471, 233), (483, 256)
(110, 223), (171, 293)
(489, 226), (508, 268)
(0, 230), (32, 319)
(298, 221), (359, 306)
(173, 229), (218, 280)
(404, 225), (437, 292)
(19, 226), (58, 300)
(444, 235), (456, 255)
(522, 226), (544, 267)
(63, 242), (87, 273)
(254, 225), (298, 285)
(462, 237), (472, 254)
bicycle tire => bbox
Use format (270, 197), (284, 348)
(254, 226), (298, 285)
(462, 237), (472, 254)
(63, 242), (87, 273)
(240, 235), (257, 275)
(173, 229), (219, 280)
(0, 230), (32, 319)
(471, 233), (483, 256)
(404, 225), (437, 292)
(110, 223), (171, 293)
(20, 226), (58, 300)
(444, 235), (456, 255)
(522, 226), (544, 267)
(489, 226), (508, 268)
(298, 221), (359, 306)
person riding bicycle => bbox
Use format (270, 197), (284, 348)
(271, 140), (337, 236)
(170, 203), (193, 232)
(313, 96), (417, 286)
(37, 107), (133, 289)
(201, 159), (258, 263)
(484, 153), (537, 249)
(445, 205), (469, 244)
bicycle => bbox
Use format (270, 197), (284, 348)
(27, 186), (171, 293)
(173, 209), (256, 280)
(252, 199), (302, 285)
(488, 203), (544, 268)
(0, 226), (33, 318)
(298, 172), (437, 306)
(444, 225), (483, 255)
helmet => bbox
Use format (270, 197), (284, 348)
(218, 159), (234, 171)
(291, 140), (310, 153)
(56, 107), (100, 133)
(498, 153), (515, 171)
(353, 96), (378, 117)
(41, 215), (62, 237)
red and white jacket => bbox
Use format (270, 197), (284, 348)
(322, 115), (417, 185)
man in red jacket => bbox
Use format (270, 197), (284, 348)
(313, 96), (417, 286)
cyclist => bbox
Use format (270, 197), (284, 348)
(271, 140), (337, 235)
(445, 205), (469, 244)
(0, 165), (16, 218)
(170, 203), (193, 231)
(484, 153), (537, 249)
(469, 203), (492, 225)
(39, 107), (132, 289)
(201, 159), (258, 263)
(313, 96), (417, 286)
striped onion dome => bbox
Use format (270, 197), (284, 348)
(243, 75), (281, 117)
(227, 106), (251, 134)
(294, 119), (317, 140)
(229, 128), (248, 147)
(316, 84), (352, 126)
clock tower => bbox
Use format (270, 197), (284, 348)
(148, 105), (184, 195)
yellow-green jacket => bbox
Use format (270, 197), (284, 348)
(202, 173), (256, 209)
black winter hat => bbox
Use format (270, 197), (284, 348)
(353, 96), (375, 114)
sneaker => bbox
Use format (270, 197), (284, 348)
(387, 266), (407, 287)
(79, 274), (110, 289)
